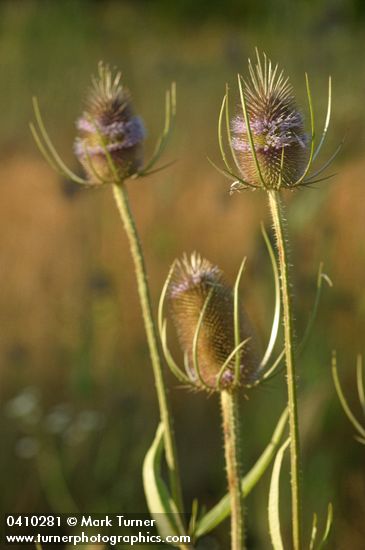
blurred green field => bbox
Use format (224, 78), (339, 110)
(1, 1), (365, 548)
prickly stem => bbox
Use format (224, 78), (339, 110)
(221, 389), (245, 550)
(268, 189), (302, 550)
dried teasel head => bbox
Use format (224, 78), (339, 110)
(231, 51), (308, 189)
(167, 253), (259, 392)
(74, 62), (145, 184)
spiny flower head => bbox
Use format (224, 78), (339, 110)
(232, 51), (308, 189)
(74, 62), (145, 183)
(168, 253), (258, 392)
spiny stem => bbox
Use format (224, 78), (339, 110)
(221, 389), (245, 550)
(112, 183), (184, 514)
(268, 189), (302, 550)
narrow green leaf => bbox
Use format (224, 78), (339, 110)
(137, 159), (176, 178)
(188, 499), (199, 538)
(158, 261), (176, 335)
(332, 353), (365, 439)
(259, 223), (281, 370)
(237, 74), (267, 188)
(30, 123), (64, 176)
(313, 76), (332, 162)
(268, 438), (290, 550)
(32, 97), (88, 185)
(194, 408), (288, 538)
(233, 258), (247, 385)
(317, 503), (333, 549)
(309, 513), (318, 550)
(292, 73), (316, 187)
(218, 92), (232, 174)
(161, 322), (192, 385)
(207, 156), (257, 189)
(140, 83), (176, 175)
(143, 424), (184, 539)
(303, 142), (342, 185)
(192, 290), (213, 390)
(225, 84), (243, 174)
(356, 355), (365, 413)
(261, 349), (285, 383)
(157, 262), (191, 385)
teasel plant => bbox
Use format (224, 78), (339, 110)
(158, 235), (331, 548)
(211, 49), (340, 549)
(158, 247), (285, 549)
(29, 62), (187, 537)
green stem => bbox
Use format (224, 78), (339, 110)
(112, 183), (184, 514)
(268, 190), (302, 550)
(221, 389), (245, 550)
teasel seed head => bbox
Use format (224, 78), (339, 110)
(74, 62), (145, 184)
(232, 52), (308, 189)
(168, 253), (258, 392)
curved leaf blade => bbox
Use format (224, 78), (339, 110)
(332, 353), (365, 439)
(309, 513), (318, 550)
(268, 438), (290, 550)
(317, 503), (333, 549)
(143, 424), (184, 539)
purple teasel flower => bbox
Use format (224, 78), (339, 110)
(74, 62), (146, 183)
(230, 55), (308, 189)
(212, 50), (340, 193)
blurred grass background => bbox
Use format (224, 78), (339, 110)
(1, 0), (365, 548)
